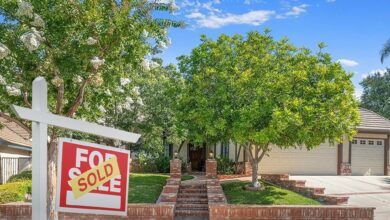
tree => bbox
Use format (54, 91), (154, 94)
(381, 39), (390, 63)
(360, 69), (390, 119)
(0, 1), (182, 218)
(178, 31), (359, 188)
(177, 34), (240, 155)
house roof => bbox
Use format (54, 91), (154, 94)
(0, 113), (31, 148)
(358, 108), (390, 132)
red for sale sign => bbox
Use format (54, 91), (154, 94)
(56, 138), (130, 216)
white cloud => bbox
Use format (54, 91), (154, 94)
(337, 59), (359, 67)
(362, 69), (387, 79)
(327, 0), (336, 2)
(188, 10), (275, 28)
(277, 4), (309, 19)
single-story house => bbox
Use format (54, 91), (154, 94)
(0, 113), (32, 183)
(169, 108), (390, 176)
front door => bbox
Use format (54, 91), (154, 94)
(189, 144), (206, 171)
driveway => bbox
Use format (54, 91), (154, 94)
(290, 176), (390, 220)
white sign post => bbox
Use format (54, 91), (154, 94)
(11, 77), (141, 220)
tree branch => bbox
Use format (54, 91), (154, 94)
(258, 145), (269, 162)
(55, 82), (64, 114)
(67, 78), (91, 117)
(23, 91), (32, 108)
(178, 140), (186, 153)
(247, 142), (254, 161)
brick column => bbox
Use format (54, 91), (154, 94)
(244, 161), (252, 176)
(170, 159), (181, 179)
(206, 159), (217, 179)
(340, 163), (352, 175)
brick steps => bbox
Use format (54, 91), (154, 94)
(178, 193), (208, 199)
(180, 188), (207, 193)
(175, 183), (209, 219)
(176, 203), (208, 210)
(177, 198), (208, 204)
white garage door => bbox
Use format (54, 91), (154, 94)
(351, 138), (384, 176)
(259, 143), (337, 175)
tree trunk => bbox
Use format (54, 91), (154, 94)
(234, 143), (241, 174)
(48, 140), (58, 220)
(251, 158), (260, 187)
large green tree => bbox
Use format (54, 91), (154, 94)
(0, 0), (182, 218)
(360, 69), (390, 119)
(179, 31), (359, 188)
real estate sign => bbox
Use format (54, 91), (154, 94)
(56, 138), (130, 216)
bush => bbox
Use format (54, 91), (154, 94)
(138, 153), (158, 173)
(216, 157), (235, 174)
(155, 155), (170, 173)
(7, 170), (32, 183)
(181, 158), (189, 173)
(0, 180), (31, 204)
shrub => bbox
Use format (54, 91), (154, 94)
(180, 158), (189, 173)
(138, 153), (158, 173)
(216, 156), (235, 174)
(7, 170), (32, 183)
(155, 155), (170, 173)
(0, 180), (31, 204)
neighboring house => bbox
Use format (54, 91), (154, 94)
(169, 108), (390, 176)
(0, 113), (32, 183)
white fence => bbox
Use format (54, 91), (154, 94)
(0, 156), (31, 184)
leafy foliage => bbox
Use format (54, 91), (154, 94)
(381, 39), (390, 63)
(0, 180), (31, 204)
(178, 30), (359, 187)
(0, 1), (184, 154)
(155, 155), (170, 173)
(7, 170), (32, 183)
(216, 156), (235, 174)
(360, 69), (390, 119)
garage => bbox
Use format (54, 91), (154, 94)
(259, 143), (337, 175)
(351, 138), (384, 175)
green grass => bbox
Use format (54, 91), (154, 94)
(222, 181), (321, 205)
(181, 175), (194, 181)
(0, 172), (169, 204)
(128, 173), (169, 203)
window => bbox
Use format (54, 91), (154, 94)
(220, 142), (229, 158)
(377, 141), (383, 146)
(368, 140), (374, 145)
(352, 139), (357, 144)
(360, 140), (366, 145)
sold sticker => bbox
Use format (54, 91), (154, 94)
(69, 156), (120, 199)
(56, 138), (130, 216)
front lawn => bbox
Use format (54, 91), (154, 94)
(0, 172), (168, 204)
(181, 175), (194, 181)
(128, 173), (169, 203)
(222, 181), (320, 205)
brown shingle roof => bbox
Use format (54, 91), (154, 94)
(0, 113), (31, 147)
(358, 108), (390, 132)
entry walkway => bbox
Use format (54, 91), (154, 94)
(290, 176), (390, 220)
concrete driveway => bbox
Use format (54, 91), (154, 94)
(290, 176), (390, 220)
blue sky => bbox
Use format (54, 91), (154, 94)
(159, 0), (390, 98)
